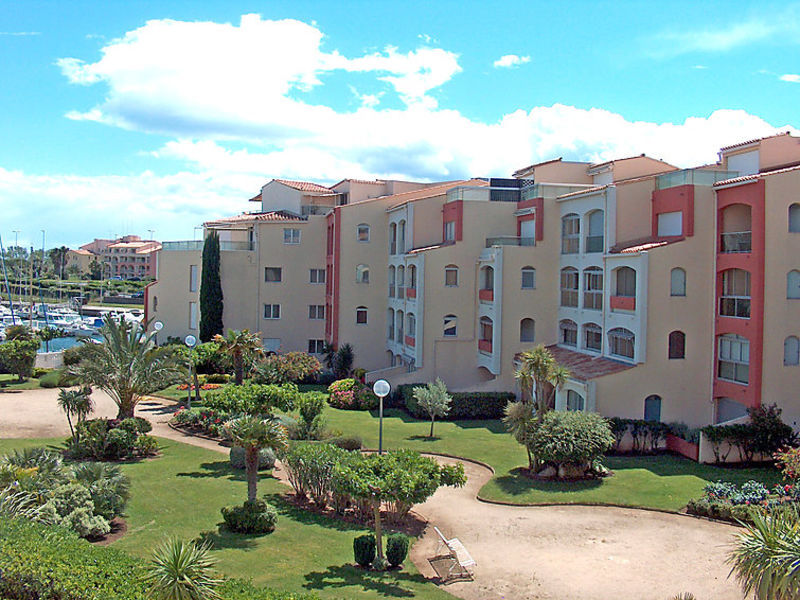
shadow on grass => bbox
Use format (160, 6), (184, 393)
(177, 460), (247, 481)
(137, 399), (178, 417)
(303, 564), (429, 597)
(264, 493), (365, 533)
(606, 454), (781, 484)
(195, 528), (262, 551)
(493, 467), (603, 496)
(406, 435), (441, 442)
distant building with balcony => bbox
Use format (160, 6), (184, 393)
(77, 234), (161, 280)
(148, 133), (800, 430)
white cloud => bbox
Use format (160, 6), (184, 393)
(691, 65), (708, 70)
(0, 31), (40, 36)
(780, 73), (800, 83)
(493, 54), (531, 68)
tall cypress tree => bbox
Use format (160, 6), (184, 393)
(199, 230), (224, 342)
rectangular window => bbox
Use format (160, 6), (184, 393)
(445, 267), (458, 287)
(308, 305), (325, 320)
(718, 336), (749, 384)
(309, 268), (325, 284)
(263, 304), (281, 319)
(521, 268), (536, 290)
(308, 339), (325, 354)
(720, 270), (751, 318)
(444, 221), (456, 241)
(561, 215), (580, 254)
(189, 265), (198, 292)
(560, 323), (577, 347)
(560, 270), (579, 307)
(610, 333), (635, 359)
(188, 301), (198, 330)
(283, 228), (301, 244)
(657, 211), (683, 237)
(583, 270), (603, 310)
(584, 327), (602, 352)
(265, 267), (282, 282)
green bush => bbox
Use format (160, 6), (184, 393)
(386, 533), (410, 567)
(133, 435), (159, 456)
(205, 372), (230, 384)
(399, 384), (514, 420)
(221, 500), (278, 534)
(230, 446), (276, 470)
(530, 410), (615, 469)
(205, 383), (299, 415)
(38, 370), (62, 388)
(253, 352), (322, 384)
(327, 379), (378, 410)
(353, 534), (376, 567)
(62, 343), (93, 367)
(325, 435), (362, 451)
(118, 417), (152, 435)
(282, 442), (351, 507)
(0, 338), (39, 381)
(69, 418), (155, 461)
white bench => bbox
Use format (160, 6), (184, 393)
(433, 526), (476, 578)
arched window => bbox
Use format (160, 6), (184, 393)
(585, 210), (604, 253)
(718, 333), (749, 384)
(521, 266), (536, 289)
(444, 314), (457, 337)
(559, 319), (577, 347)
(583, 322), (602, 352)
(561, 213), (580, 254)
(356, 306), (368, 324)
(445, 265), (458, 287)
(396, 309), (404, 340)
(387, 309), (395, 340)
(789, 203), (800, 233)
(520, 318), (535, 343)
(398, 220), (406, 253)
(583, 267), (603, 310)
(720, 268), (751, 316)
(788, 270), (800, 299)
(560, 267), (579, 307)
(668, 330), (686, 359)
(481, 265), (494, 291)
(356, 264), (370, 284)
(406, 313), (416, 338)
(388, 266), (396, 297)
(609, 327), (635, 359)
(408, 265), (417, 290)
(389, 223), (397, 254)
(644, 395), (662, 422)
(357, 223), (370, 243)
(670, 267), (686, 297)
(785, 336), (800, 366)
(566, 390), (585, 411)
(396, 265), (405, 298)
(615, 267), (636, 297)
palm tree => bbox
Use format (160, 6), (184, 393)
(212, 329), (262, 385)
(38, 326), (61, 353)
(145, 538), (222, 600)
(57, 387), (95, 440)
(515, 345), (570, 422)
(72, 316), (187, 418)
(503, 401), (536, 471)
(225, 416), (288, 503)
(727, 506), (800, 599)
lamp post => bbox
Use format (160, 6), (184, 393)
(372, 379), (391, 454)
(153, 320), (163, 346)
(184, 334), (197, 408)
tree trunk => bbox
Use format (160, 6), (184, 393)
(234, 354), (244, 385)
(246, 445), (258, 503)
(373, 501), (384, 565)
(193, 369), (201, 405)
(66, 413), (74, 439)
(429, 417), (435, 438)
(117, 395), (136, 419)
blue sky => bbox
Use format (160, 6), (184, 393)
(1, 0), (799, 247)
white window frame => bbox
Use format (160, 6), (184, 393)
(188, 301), (198, 330)
(445, 266), (458, 287)
(583, 323), (602, 352)
(308, 339), (325, 354)
(559, 320), (577, 347)
(356, 264), (370, 284)
(609, 328), (635, 360)
(718, 334), (749, 384)
(356, 306), (368, 325)
(583, 267), (603, 310)
(357, 224), (370, 243)
(560, 268), (579, 307)
(444, 221), (456, 241)
(561, 214), (580, 254)
(309, 268), (325, 284)
(189, 264), (198, 292)
(521, 267), (536, 290)
(308, 305), (325, 320)
(283, 228), (301, 245)
(263, 304), (281, 319)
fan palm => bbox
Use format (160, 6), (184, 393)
(38, 326), (61, 352)
(145, 537), (222, 600)
(515, 345), (570, 422)
(225, 415), (288, 502)
(72, 315), (187, 418)
(57, 387), (95, 440)
(212, 329), (262, 385)
(727, 506), (800, 599)
(503, 401), (536, 470)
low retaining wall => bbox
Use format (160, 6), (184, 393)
(35, 351), (63, 369)
(665, 434), (699, 461)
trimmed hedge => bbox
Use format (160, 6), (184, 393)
(398, 383), (514, 420)
(0, 516), (319, 600)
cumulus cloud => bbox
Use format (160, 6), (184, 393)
(493, 54), (531, 68)
(780, 73), (800, 83)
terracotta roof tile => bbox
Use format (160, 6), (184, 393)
(543, 345), (635, 381)
(609, 235), (684, 254)
(714, 163), (800, 186)
(204, 211), (308, 226)
(331, 178), (387, 188)
(274, 179), (336, 195)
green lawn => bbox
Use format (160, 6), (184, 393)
(322, 407), (781, 511)
(0, 437), (452, 600)
(152, 383), (219, 404)
(0, 373), (43, 390)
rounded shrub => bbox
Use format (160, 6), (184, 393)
(38, 370), (61, 388)
(386, 533), (410, 568)
(353, 534), (376, 567)
(530, 410), (615, 474)
(326, 435), (363, 451)
(221, 500), (278, 534)
(118, 417), (152, 435)
(104, 428), (136, 460)
(327, 379), (378, 410)
(229, 446), (276, 470)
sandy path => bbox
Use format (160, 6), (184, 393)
(0, 389), (744, 600)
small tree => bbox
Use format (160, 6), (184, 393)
(199, 231), (224, 342)
(213, 329), (263, 386)
(333, 343), (354, 379)
(503, 401), (536, 471)
(0, 339), (39, 382)
(57, 387), (94, 441)
(412, 379), (452, 438)
(88, 258), (102, 280)
(145, 537), (222, 600)
(38, 327), (61, 353)
(225, 415), (288, 503)
(515, 345), (570, 422)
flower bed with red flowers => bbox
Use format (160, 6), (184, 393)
(175, 383), (223, 391)
(171, 407), (231, 439)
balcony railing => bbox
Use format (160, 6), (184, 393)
(406, 287), (417, 299)
(485, 236), (535, 247)
(405, 335), (416, 348)
(396, 286), (405, 299)
(720, 231), (752, 253)
(610, 295), (636, 311)
(720, 297), (751, 319)
(479, 289), (494, 302)
(162, 240), (255, 251)
(656, 169), (739, 190)
(388, 285), (395, 298)
(478, 339), (493, 354)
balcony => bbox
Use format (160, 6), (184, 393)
(161, 240), (255, 251)
(396, 286), (405, 299)
(656, 168), (739, 190)
(479, 289), (494, 302)
(478, 339), (493, 354)
(610, 295), (636, 311)
(404, 335), (416, 348)
(485, 236), (535, 247)
(388, 285), (395, 298)
(720, 231), (752, 253)
(406, 287), (416, 299)
(585, 235), (604, 253)
(719, 297), (751, 319)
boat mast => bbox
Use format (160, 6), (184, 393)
(0, 234), (18, 324)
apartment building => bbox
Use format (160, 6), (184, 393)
(78, 235), (161, 280)
(148, 132), (800, 428)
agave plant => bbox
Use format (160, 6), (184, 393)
(145, 538), (222, 600)
(0, 487), (56, 525)
(727, 505), (800, 599)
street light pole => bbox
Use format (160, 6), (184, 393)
(372, 380), (391, 454)
(184, 334), (197, 409)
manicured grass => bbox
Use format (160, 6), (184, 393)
(152, 383), (219, 404)
(0, 373), (42, 390)
(322, 407), (781, 511)
(0, 436), (452, 600)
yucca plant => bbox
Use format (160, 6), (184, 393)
(727, 505), (800, 599)
(144, 538), (222, 600)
